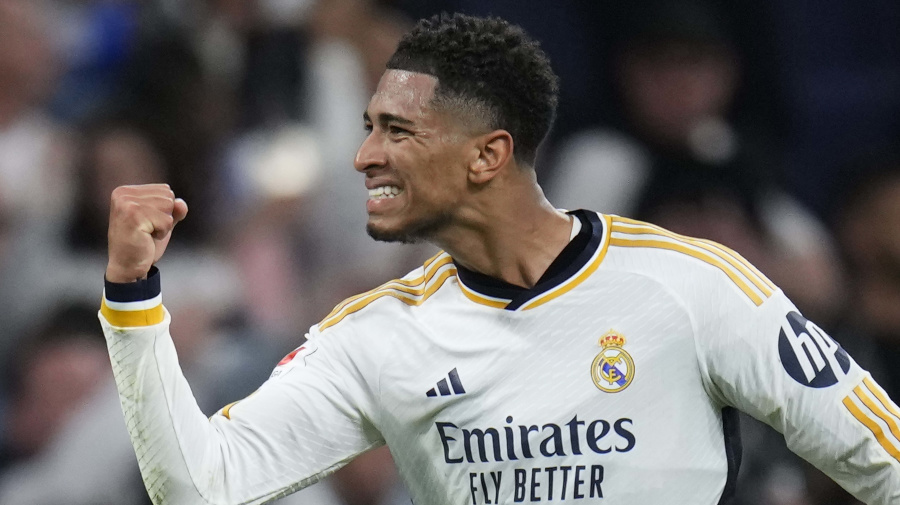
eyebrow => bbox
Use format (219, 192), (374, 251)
(363, 111), (416, 127)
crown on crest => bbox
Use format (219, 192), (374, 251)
(598, 330), (626, 348)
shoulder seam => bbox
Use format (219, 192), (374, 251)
(321, 251), (449, 321)
(608, 216), (774, 307)
(317, 253), (456, 332)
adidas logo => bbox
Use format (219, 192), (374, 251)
(426, 368), (466, 397)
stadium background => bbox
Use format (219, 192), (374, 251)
(0, 0), (898, 503)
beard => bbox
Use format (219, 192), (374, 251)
(366, 211), (453, 244)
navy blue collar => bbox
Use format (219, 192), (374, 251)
(453, 210), (603, 310)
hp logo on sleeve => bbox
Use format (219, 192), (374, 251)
(778, 312), (851, 388)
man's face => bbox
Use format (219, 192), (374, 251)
(355, 70), (474, 243)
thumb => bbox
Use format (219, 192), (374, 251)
(173, 198), (189, 223)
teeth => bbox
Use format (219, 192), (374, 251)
(368, 186), (402, 199)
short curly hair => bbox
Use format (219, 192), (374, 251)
(387, 13), (559, 166)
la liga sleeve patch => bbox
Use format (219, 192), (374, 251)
(270, 339), (319, 379)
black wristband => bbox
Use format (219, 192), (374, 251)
(104, 266), (161, 302)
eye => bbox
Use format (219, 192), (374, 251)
(389, 125), (410, 135)
(363, 122), (373, 132)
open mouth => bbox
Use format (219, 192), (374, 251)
(368, 185), (403, 200)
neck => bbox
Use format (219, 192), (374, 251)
(432, 180), (573, 289)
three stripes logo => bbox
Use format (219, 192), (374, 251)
(426, 368), (466, 397)
(843, 376), (900, 464)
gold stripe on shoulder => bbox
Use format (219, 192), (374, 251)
(613, 216), (776, 292)
(521, 214), (613, 311)
(610, 218), (771, 305)
(100, 299), (165, 327)
(844, 391), (900, 463)
(612, 216), (774, 297)
(609, 236), (765, 306)
(321, 253), (453, 322)
(692, 237), (776, 292)
(318, 262), (457, 332)
(424, 251), (447, 269)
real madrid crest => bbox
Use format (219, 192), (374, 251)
(591, 330), (635, 393)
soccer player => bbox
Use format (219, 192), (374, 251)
(100, 13), (900, 505)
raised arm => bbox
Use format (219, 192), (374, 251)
(100, 185), (383, 504)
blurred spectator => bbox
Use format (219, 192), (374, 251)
(45, 0), (140, 123)
(300, 0), (430, 314)
(0, 0), (73, 223)
(835, 154), (900, 398)
(67, 121), (167, 252)
(112, 15), (228, 243)
(219, 0), (430, 336)
(328, 449), (410, 505)
(0, 295), (272, 505)
(0, 303), (148, 505)
(223, 125), (324, 337)
(548, 0), (843, 324)
(278, 446), (409, 505)
(0, 304), (107, 471)
(767, 0), (900, 218)
(0, 0), (77, 359)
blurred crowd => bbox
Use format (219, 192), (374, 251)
(0, 0), (897, 504)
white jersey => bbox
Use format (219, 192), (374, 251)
(100, 211), (900, 505)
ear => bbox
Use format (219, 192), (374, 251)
(467, 130), (513, 185)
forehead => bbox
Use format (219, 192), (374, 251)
(367, 70), (439, 121)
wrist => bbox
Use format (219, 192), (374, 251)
(102, 266), (163, 327)
(106, 263), (149, 284)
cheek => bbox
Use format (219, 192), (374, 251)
(393, 137), (470, 205)
(421, 148), (469, 189)
(412, 165), (463, 208)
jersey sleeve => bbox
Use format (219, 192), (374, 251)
(99, 269), (384, 505)
(692, 280), (900, 503)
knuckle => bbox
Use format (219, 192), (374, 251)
(115, 200), (142, 220)
(110, 186), (127, 202)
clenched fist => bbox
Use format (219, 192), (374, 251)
(106, 184), (189, 283)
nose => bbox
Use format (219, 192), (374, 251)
(354, 132), (387, 173)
